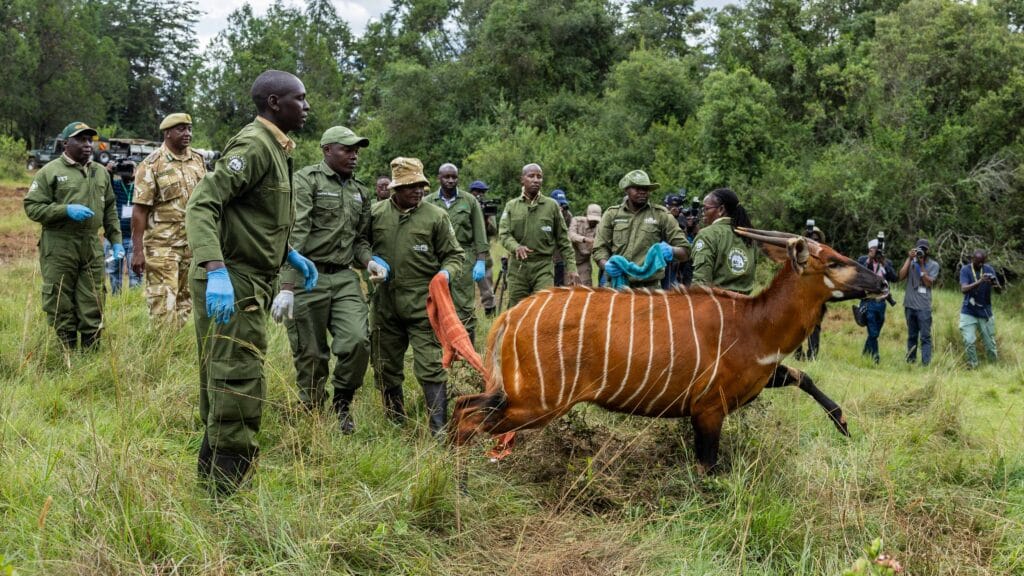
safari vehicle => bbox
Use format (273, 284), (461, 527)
(27, 135), (161, 169)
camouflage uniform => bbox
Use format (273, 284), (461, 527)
(567, 215), (598, 286)
(134, 143), (206, 324)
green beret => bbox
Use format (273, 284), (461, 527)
(320, 126), (370, 147)
(618, 169), (660, 191)
(159, 113), (192, 130)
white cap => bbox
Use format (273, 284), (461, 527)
(868, 239), (879, 249)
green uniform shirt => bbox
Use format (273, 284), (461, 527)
(370, 199), (465, 319)
(285, 160), (371, 285)
(593, 202), (689, 281)
(24, 155), (122, 243)
(497, 193), (577, 272)
(690, 217), (757, 294)
(424, 188), (488, 257)
(186, 119), (294, 276)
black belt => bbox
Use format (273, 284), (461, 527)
(314, 261), (349, 274)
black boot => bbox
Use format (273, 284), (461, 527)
(382, 386), (406, 425)
(80, 330), (101, 350)
(208, 448), (257, 496)
(57, 330), (78, 351)
(197, 432), (213, 479)
(334, 388), (356, 435)
(422, 383), (448, 437)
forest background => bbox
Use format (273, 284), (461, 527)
(2, 0), (1024, 273)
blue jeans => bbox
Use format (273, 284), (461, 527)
(905, 307), (933, 366)
(862, 300), (887, 362)
(104, 238), (142, 295)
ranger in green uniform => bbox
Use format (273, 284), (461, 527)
(424, 163), (488, 345)
(593, 170), (690, 289)
(24, 121), (123, 350)
(690, 187), (757, 294)
(498, 163), (578, 307)
(370, 157), (464, 436)
(269, 126), (373, 433)
(186, 70), (318, 493)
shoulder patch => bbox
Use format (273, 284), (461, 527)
(727, 248), (749, 273)
(693, 239), (705, 251)
(227, 156), (245, 173)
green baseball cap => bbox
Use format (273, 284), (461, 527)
(60, 121), (97, 140)
(618, 169), (660, 191)
(320, 126), (369, 147)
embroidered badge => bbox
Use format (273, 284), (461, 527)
(694, 239), (705, 251)
(227, 156), (245, 173)
(644, 217), (657, 224)
(541, 225), (552, 233)
(728, 248), (749, 273)
(413, 244), (429, 252)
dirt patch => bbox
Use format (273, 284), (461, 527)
(496, 412), (697, 514)
(0, 185), (37, 264)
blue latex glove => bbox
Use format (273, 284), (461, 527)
(205, 267), (235, 325)
(371, 256), (391, 281)
(605, 260), (624, 278)
(472, 259), (486, 282)
(111, 243), (125, 261)
(657, 241), (674, 262)
(66, 204), (94, 221)
(438, 270), (450, 283)
(287, 249), (318, 292)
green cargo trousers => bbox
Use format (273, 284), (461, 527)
(39, 230), (106, 338)
(450, 251), (478, 341)
(507, 256), (554, 308)
(191, 267), (274, 455)
(285, 268), (369, 409)
(371, 315), (446, 390)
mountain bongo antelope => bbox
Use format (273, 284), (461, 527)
(451, 228), (890, 470)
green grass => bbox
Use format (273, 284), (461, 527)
(1, 215), (1022, 574)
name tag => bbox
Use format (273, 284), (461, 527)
(917, 286), (927, 294)
(121, 205), (133, 219)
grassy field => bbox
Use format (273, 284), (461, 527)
(1, 177), (1022, 575)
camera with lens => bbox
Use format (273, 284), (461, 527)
(112, 159), (136, 181)
(913, 247), (925, 259)
(479, 198), (499, 218)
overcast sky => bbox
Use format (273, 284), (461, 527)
(195, 0), (734, 48)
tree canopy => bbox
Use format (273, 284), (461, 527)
(2, 0), (1022, 271)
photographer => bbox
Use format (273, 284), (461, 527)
(959, 249), (1000, 368)
(898, 238), (940, 366)
(857, 236), (898, 363)
(104, 160), (142, 294)
(795, 221), (826, 360)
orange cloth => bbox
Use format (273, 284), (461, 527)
(427, 272), (517, 460)
(426, 273), (485, 374)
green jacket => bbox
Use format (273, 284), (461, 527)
(424, 188), (488, 258)
(690, 217), (757, 294)
(371, 199), (465, 320)
(497, 193), (577, 272)
(24, 156), (122, 244)
(593, 202), (689, 281)
(285, 160), (371, 284)
(186, 119), (294, 276)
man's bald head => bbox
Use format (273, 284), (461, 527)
(251, 70), (303, 113)
(250, 69), (308, 133)
(438, 163), (458, 175)
(520, 163), (544, 197)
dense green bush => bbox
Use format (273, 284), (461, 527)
(0, 134), (27, 180)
